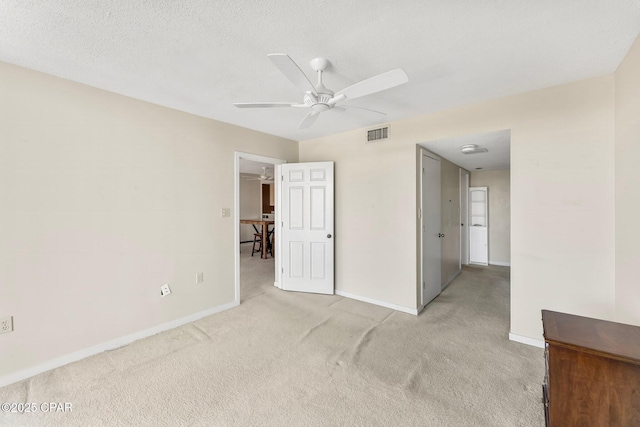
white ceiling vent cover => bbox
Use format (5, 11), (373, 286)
(367, 126), (390, 143)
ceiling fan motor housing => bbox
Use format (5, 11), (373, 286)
(305, 92), (333, 112)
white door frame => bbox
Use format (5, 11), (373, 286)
(234, 152), (287, 304)
(460, 169), (470, 266)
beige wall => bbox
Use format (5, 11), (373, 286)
(301, 136), (418, 309)
(301, 74), (616, 340)
(0, 62), (298, 379)
(470, 169), (511, 265)
(441, 158), (461, 286)
(615, 35), (640, 326)
(3, 33), (637, 381)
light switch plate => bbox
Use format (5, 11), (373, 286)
(221, 208), (230, 218)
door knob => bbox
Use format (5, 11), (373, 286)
(327, 234), (332, 238)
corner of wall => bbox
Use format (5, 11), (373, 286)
(614, 33), (640, 327)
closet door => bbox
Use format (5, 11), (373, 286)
(421, 153), (442, 306)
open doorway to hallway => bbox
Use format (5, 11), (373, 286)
(234, 153), (286, 303)
(417, 129), (511, 311)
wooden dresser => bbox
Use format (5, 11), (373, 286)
(541, 310), (640, 426)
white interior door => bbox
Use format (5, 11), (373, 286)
(469, 186), (488, 265)
(422, 153), (442, 306)
(280, 162), (334, 294)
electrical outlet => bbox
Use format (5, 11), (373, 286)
(0, 316), (13, 334)
(196, 272), (204, 285)
(160, 284), (171, 297)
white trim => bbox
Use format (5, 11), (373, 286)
(509, 332), (545, 348)
(460, 168), (470, 267)
(336, 290), (418, 315)
(490, 261), (511, 267)
(234, 152), (287, 305)
(0, 301), (239, 388)
(274, 164), (282, 290)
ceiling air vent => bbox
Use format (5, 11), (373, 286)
(367, 126), (389, 143)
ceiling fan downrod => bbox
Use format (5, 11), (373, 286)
(308, 57), (333, 111)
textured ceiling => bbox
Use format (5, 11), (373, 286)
(420, 130), (511, 171)
(1, 1), (639, 142)
(239, 159), (274, 175)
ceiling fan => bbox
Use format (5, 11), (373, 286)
(234, 54), (409, 129)
(242, 166), (273, 181)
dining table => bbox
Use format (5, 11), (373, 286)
(240, 218), (275, 259)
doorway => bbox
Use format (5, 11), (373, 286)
(417, 129), (510, 314)
(469, 186), (489, 265)
(234, 152), (286, 303)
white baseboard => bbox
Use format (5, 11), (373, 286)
(490, 261), (511, 267)
(509, 332), (545, 348)
(0, 300), (239, 388)
(335, 290), (418, 315)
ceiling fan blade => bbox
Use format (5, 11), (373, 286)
(268, 54), (318, 95)
(327, 94), (345, 106)
(341, 105), (387, 115)
(334, 68), (408, 101)
(234, 102), (303, 108)
(297, 111), (320, 129)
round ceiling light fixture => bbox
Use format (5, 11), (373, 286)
(461, 144), (488, 154)
(461, 144), (478, 153)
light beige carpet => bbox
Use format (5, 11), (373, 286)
(0, 248), (544, 426)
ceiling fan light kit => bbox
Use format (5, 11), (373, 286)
(234, 54), (408, 129)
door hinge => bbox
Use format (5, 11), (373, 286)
(418, 208), (422, 218)
(281, 175), (284, 181)
(282, 267), (284, 273)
